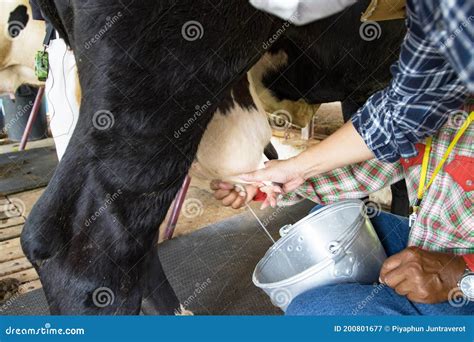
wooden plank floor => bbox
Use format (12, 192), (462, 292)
(0, 195), (40, 294)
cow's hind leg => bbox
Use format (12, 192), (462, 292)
(22, 0), (277, 315)
(21, 142), (191, 314)
(140, 244), (183, 315)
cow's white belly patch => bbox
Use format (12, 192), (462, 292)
(191, 76), (271, 183)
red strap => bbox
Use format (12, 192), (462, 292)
(463, 254), (474, 271)
(253, 189), (267, 202)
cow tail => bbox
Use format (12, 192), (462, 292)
(37, 0), (71, 46)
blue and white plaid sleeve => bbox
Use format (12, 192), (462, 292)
(352, 0), (470, 163)
(418, 0), (474, 92)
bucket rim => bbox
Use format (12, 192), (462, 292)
(288, 199), (365, 231)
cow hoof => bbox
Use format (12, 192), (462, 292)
(175, 304), (194, 316)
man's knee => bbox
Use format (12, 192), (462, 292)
(286, 285), (349, 315)
(285, 283), (411, 316)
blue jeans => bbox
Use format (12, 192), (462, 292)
(285, 205), (474, 316)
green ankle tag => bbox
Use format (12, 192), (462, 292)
(35, 50), (49, 82)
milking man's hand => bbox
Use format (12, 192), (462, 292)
(239, 121), (374, 191)
(210, 180), (258, 209)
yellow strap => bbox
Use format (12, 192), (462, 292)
(417, 137), (432, 201)
(417, 111), (474, 201)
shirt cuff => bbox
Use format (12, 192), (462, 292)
(463, 254), (474, 271)
(351, 109), (418, 163)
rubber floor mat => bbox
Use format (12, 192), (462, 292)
(0, 147), (58, 196)
(1, 200), (315, 315)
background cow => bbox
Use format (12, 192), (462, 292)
(0, 0), (44, 95)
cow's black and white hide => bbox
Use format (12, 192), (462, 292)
(252, 32), (410, 216)
(191, 75), (272, 183)
(21, 0), (406, 315)
(0, 0), (45, 94)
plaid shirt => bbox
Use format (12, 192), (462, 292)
(352, 0), (473, 163)
(281, 104), (474, 255)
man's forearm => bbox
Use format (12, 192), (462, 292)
(296, 121), (375, 179)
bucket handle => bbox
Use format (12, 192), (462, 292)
(327, 241), (343, 256)
(279, 224), (293, 237)
(328, 240), (356, 277)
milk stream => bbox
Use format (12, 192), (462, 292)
(233, 183), (276, 244)
(245, 203), (276, 244)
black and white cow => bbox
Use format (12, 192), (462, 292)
(21, 0), (406, 314)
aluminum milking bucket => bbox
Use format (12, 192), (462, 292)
(253, 200), (387, 311)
